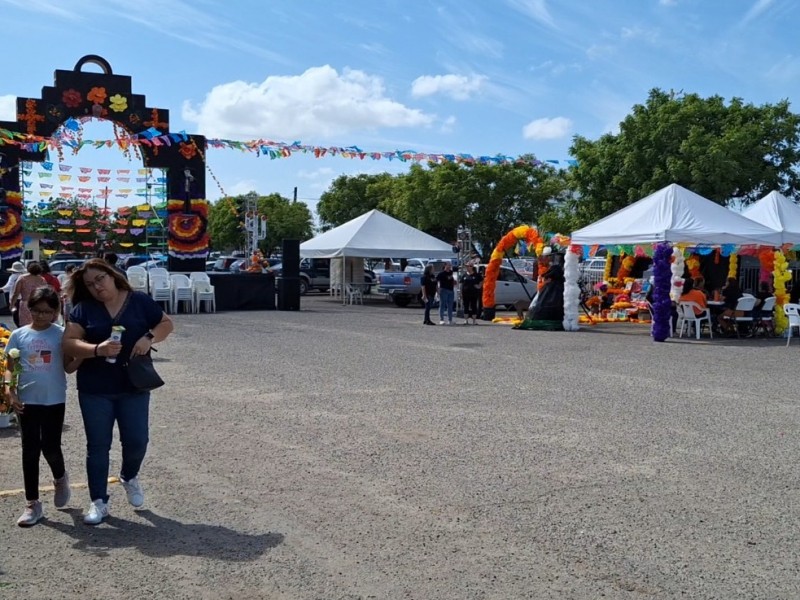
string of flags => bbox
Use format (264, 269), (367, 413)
(0, 125), (578, 168)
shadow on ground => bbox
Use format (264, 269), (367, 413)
(41, 508), (284, 561)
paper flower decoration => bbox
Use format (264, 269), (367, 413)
(62, 89), (82, 108)
(87, 87), (107, 104)
(109, 94), (128, 113)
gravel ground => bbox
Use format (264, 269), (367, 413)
(1, 293), (799, 600)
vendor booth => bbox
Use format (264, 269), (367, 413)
(300, 209), (455, 303)
(570, 184), (784, 340)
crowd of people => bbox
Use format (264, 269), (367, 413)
(3, 255), (174, 527)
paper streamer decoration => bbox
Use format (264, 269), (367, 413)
(652, 243), (673, 342)
(563, 246), (581, 332)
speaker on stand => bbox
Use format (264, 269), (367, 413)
(278, 239), (301, 310)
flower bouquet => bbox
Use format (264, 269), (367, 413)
(0, 325), (19, 422)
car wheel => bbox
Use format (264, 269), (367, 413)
(393, 295), (412, 307)
(299, 279), (309, 295)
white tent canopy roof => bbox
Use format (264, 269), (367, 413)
(741, 191), (800, 245)
(571, 183), (783, 246)
(300, 209), (456, 259)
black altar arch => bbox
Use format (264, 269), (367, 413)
(0, 55), (208, 271)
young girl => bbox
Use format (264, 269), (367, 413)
(7, 287), (81, 527)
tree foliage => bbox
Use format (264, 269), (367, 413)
(208, 192), (313, 255)
(569, 88), (800, 227)
(316, 174), (394, 230)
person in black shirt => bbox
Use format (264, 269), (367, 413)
(459, 263), (483, 324)
(420, 265), (437, 325)
(436, 262), (456, 325)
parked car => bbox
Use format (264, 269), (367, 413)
(488, 265), (537, 308)
(211, 256), (242, 272)
(377, 259), (455, 307)
(48, 259), (85, 275)
(579, 257), (607, 287)
(269, 258), (376, 295)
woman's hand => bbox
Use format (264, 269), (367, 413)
(97, 338), (122, 358)
(9, 391), (23, 415)
(131, 336), (153, 357)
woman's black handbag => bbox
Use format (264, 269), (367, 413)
(125, 351), (164, 391)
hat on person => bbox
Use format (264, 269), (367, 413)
(7, 261), (24, 273)
(543, 264), (564, 282)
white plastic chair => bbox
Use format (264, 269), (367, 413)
(170, 273), (194, 313)
(722, 295), (757, 337)
(677, 301), (713, 339)
(189, 272), (210, 285)
(784, 304), (800, 346)
(754, 296), (776, 337)
(345, 283), (363, 305)
(148, 267), (170, 279)
(127, 265), (146, 279)
(149, 274), (173, 313)
(127, 271), (149, 294)
(193, 280), (216, 313)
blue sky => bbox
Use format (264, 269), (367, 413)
(1, 0), (798, 217)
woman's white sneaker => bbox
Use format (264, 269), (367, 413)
(121, 476), (144, 508)
(17, 500), (43, 527)
(83, 499), (109, 525)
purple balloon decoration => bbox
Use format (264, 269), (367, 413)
(651, 243), (673, 342)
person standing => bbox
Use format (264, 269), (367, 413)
(436, 262), (456, 325)
(39, 260), (61, 294)
(3, 261), (25, 326)
(420, 264), (437, 325)
(460, 263), (483, 325)
(7, 287), (81, 526)
(63, 259), (174, 525)
(11, 262), (49, 327)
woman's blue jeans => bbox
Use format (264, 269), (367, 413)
(439, 288), (454, 322)
(79, 391), (150, 502)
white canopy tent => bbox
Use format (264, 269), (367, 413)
(741, 191), (800, 245)
(571, 184), (784, 246)
(301, 209), (456, 258)
(300, 209), (455, 304)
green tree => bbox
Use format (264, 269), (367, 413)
(569, 88), (800, 227)
(207, 196), (245, 252)
(256, 193), (314, 255)
(316, 173), (394, 230)
(385, 159), (568, 254)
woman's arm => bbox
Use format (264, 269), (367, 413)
(62, 321), (121, 360)
(10, 277), (22, 305)
(63, 354), (83, 374)
(130, 313), (174, 357)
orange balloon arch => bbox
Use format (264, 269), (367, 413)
(481, 225), (543, 309)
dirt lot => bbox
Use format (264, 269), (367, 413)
(1, 295), (799, 599)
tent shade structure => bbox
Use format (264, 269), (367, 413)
(300, 209), (456, 259)
(741, 191), (800, 245)
(570, 184), (784, 246)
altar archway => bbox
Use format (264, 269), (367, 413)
(0, 55), (208, 270)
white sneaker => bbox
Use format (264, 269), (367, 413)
(17, 500), (43, 527)
(121, 476), (144, 508)
(449, 320), (454, 326)
(53, 472), (71, 509)
(439, 320), (445, 325)
(83, 499), (109, 525)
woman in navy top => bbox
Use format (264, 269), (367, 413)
(63, 259), (174, 525)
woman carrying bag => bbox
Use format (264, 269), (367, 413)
(63, 259), (174, 525)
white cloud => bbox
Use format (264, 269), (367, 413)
(586, 44), (615, 60)
(411, 74), (487, 100)
(621, 25), (660, 44)
(0, 95), (16, 121)
(505, 0), (557, 29)
(183, 65), (435, 140)
(440, 115), (457, 133)
(227, 179), (259, 197)
(522, 116), (572, 140)
(740, 0), (775, 26)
